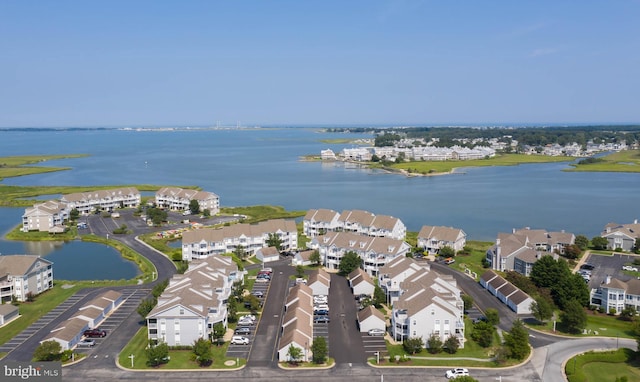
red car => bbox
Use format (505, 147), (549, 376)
(83, 329), (107, 338)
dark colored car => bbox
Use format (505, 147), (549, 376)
(314, 309), (329, 316)
(580, 263), (595, 271)
(235, 327), (251, 335)
(83, 329), (107, 338)
(314, 315), (330, 323)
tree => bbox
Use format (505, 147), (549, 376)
(211, 322), (226, 346)
(192, 337), (213, 366)
(146, 340), (169, 367)
(503, 319), (530, 360)
(443, 335), (460, 354)
(563, 244), (582, 260)
(461, 294), (474, 312)
(295, 265), (305, 278)
(202, 209), (211, 217)
(471, 321), (494, 347)
(286, 344), (303, 364)
(34, 340), (62, 361)
(591, 236), (609, 250)
(425, 334), (442, 354)
(560, 299), (587, 334)
(404, 337), (425, 354)
(188, 199), (200, 214)
(338, 251), (362, 275)
(439, 246), (455, 257)
(234, 245), (248, 261)
(69, 208), (80, 221)
(244, 295), (262, 313)
(485, 308), (499, 326)
(620, 306), (636, 321)
(309, 250), (321, 265)
(137, 298), (156, 318)
(266, 233), (283, 251)
(575, 235), (590, 250)
(310, 336), (328, 364)
(373, 284), (386, 308)
(635, 238), (640, 254)
(531, 297), (553, 323)
(146, 207), (168, 226)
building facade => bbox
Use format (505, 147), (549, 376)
(0, 255), (54, 302)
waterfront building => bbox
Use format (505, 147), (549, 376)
(590, 275), (640, 314)
(417, 225), (467, 254)
(61, 187), (141, 214)
(303, 208), (406, 240)
(0, 255), (53, 302)
(181, 219), (297, 261)
(601, 219), (640, 251)
(155, 187), (219, 214)
(21, 200), (70, 233)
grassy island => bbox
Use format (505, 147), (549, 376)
(0, 154), (89, 181)
(378, 153), (575, 176)
(566, 149), (640, 173)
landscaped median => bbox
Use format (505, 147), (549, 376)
(564, 348), (640, 382)
(117, 327), (245, 370)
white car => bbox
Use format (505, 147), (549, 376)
(367, 328), (385, 336)
(230, 336), (249, 345)
(622, 265), (639, 272)
(445, 368), (469, 379)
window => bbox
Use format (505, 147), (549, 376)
(179, 309), (184, 315)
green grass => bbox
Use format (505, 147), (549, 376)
(0, 154), (89, 181)
(0, 281), (133, 346)
(382, 153), (575, 175)
(567, 149), (640, 173)
(527, 311), (636, 339)
(565, 348), (640, 382)
(118, 327), (246, 369)
(450, 240), (493, 281)
(220, 205), (305, 223)
(374, 318), (517, 367)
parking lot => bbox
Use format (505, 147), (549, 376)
(582, 253), (640, 288)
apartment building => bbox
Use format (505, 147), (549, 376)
(155, 187), (219, 214)
(0, 255), (53, 302)
(61, 187), (141, 214)
(21, 200), (70, 233)
(417, 225), (467, 254)
(303, 208), (406, 240)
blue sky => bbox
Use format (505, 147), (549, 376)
(1, 0), (639, 127)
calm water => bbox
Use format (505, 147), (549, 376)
(1, 127), (639, 278)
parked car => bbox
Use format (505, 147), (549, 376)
(368, 328), (385, 336)
(255, 277), (269, 283)
(622, 265), (639, 272)
(580, 263), (595, 271)
(295, 278), (307, 285)
(77, 339), (95, 347)
(313, 295), (328, 304)
(313, 304), (329, 311)
(251, 291), (264, 298)
(234, 326), (251, 335)
(314, 315), (330, 323)
(445, 368), (469, 379)
(83, 329), (107, 338)
(444, 257), (455, 265)
(472, 316), (487, 324)
(230, 336), (250, 345)
(314, 309), (329, 316)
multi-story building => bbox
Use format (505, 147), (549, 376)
(384, 258), (465, 349)
(303, 208), (406, 240)
(60, 187), (141, 214)
(308, 231), (410, 276)
(22, 200), (70, 233)
(590, 275), (640, 314)
(155, 187), (219, 214)
(0, 255), (53, 302)
(181, 219), (298, 261)
(485, 227), (575, 274)
(146, 255), (241, 346)
(417, 225), (467, 254)
(601, 220), (640, 251)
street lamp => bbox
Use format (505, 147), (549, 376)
(128, 354), (134, 368)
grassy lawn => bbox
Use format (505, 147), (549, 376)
(118, 327), (245, 369)
(565, 348), (640, 382)
(219, 205), (306, 224)
(449, 240), (493, 281)
(0, 281), (132, 346)
(383, 153), (574, 175)
(375, 319), (517, 367)
(527, 311), (636, 339)
(567, 149), (640, 173)
(0, 154), (89, 181)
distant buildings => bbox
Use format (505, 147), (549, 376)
(303, 208), (406, 240)
(61, 187), (141, 214)
(181, 219), (298, 261)
(22, 200), (69, 233)
(154, 187), (219, 214)
(0, 255), (53, 302)
(601, 219), (640, 251)
(485, 227), (575, 275)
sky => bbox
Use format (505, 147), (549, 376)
(1, 0), (639, 128)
